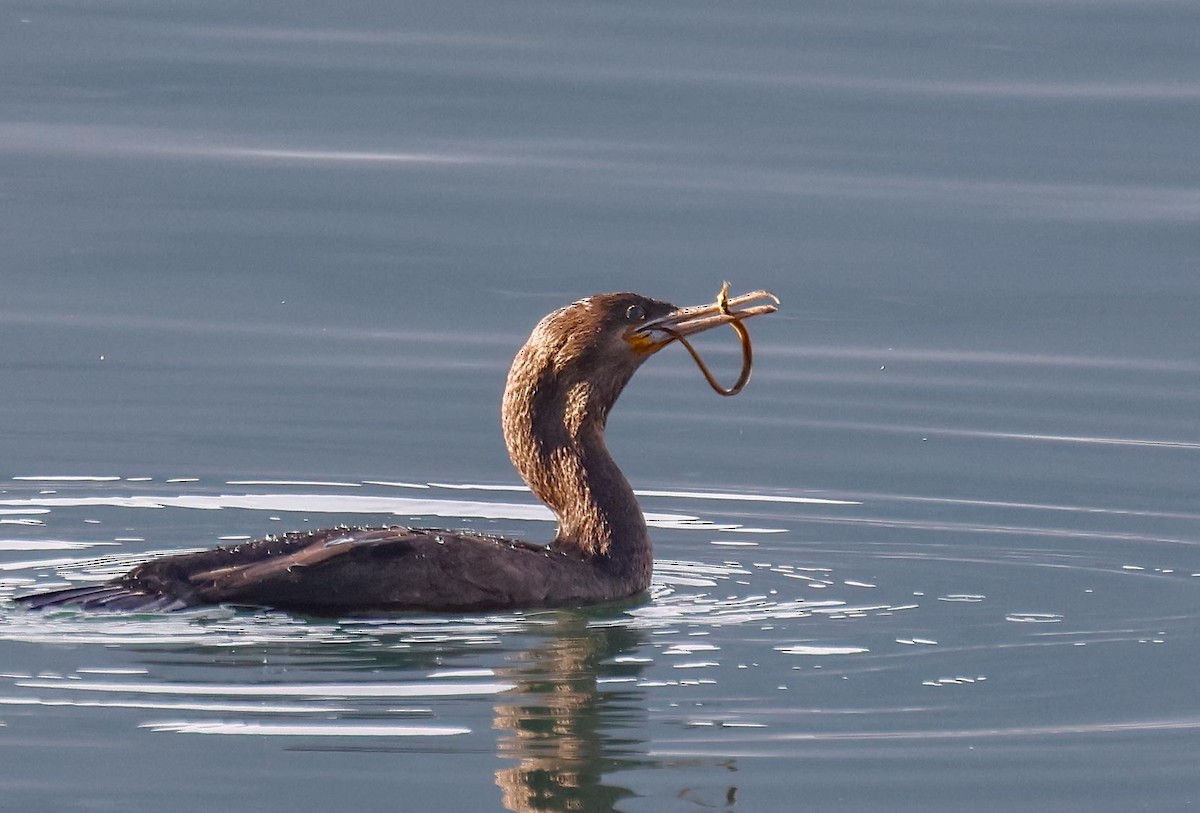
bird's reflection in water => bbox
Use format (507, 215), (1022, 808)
(493, 614), (648, 813)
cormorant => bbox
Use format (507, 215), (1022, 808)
(17, 287), (777, 614)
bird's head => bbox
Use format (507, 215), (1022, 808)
(529, 286), (779, 386)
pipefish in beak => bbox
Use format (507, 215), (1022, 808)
(656, 283), (779, 397)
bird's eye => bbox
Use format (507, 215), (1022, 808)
(625, 304), (645, 322)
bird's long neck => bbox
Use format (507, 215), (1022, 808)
(501, 336), (651, 572)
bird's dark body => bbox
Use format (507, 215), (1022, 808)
(16, 289), (775, 615)
(19, 526), (648, 615)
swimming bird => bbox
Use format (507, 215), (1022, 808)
(17, 288), (778, 615)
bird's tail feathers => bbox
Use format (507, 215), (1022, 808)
(15, 583), (189, 612)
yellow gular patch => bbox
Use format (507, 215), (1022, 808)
(626, 332), (662, 355)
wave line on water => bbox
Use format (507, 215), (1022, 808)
(207, 147), (472, 165)
(843, 491), (1200, 522)
(636, 488), (858, 506)
(15, 679), (516, 698)
(759, 418), (1200, 451)
(790, 513), (1199, 546)
(224, 480), (363, 488)
(653, 716), (1200, 748)
(0, 540), (119, 552)
(774, 645), (870, 656)
(0, 696), (350, 714)
(0, 491), (776, 534)
(756, 345), (1200, 374)
(12, 476), (122, 482)
(960, 430), (1200, 450)
(140, 720), (470, 737)
(431, 481), (858, 505)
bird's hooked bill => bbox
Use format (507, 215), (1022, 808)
(629, 285), (779, 351)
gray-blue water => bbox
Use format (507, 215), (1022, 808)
(2, 2), (1198, 810)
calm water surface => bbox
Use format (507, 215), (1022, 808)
(2, 2), (1198, 811)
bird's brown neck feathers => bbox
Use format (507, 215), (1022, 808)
(501, 311), (651, 570)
